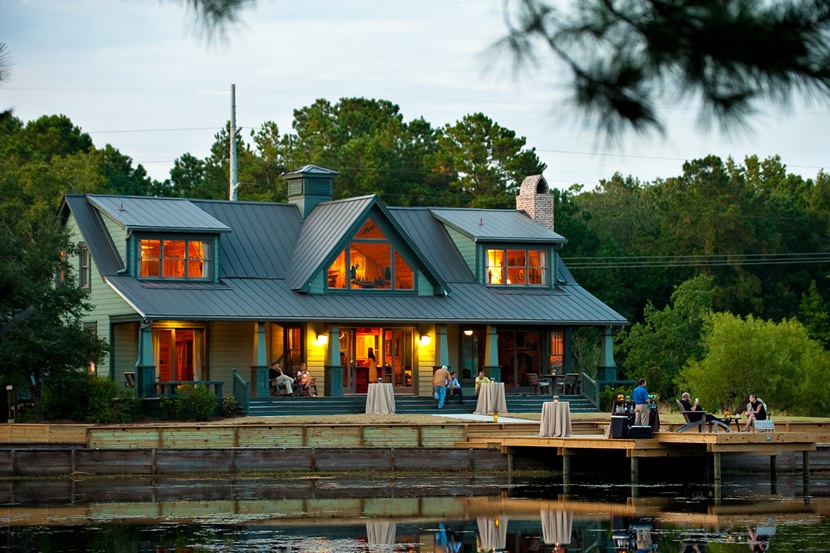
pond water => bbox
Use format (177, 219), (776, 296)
(2, 472), (829, 552)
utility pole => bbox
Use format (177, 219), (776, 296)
(229, 83), (240, 201)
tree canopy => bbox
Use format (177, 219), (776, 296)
(496, 0), (830, 136)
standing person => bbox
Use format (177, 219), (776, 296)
(270, 362), (294, 396)
(448, 371), (464, 405)
(633, 378), (650, 426)
(475, 371), (490, 397)
(367, 347), (377, 384)
(433, 365), (450, 409)
(742, 393), (767, 432)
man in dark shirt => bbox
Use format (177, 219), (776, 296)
(680, 392), (731, 426)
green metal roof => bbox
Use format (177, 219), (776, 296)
(88, 195), (231, 234)
(430, 208), (566, 243)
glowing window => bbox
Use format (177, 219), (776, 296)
(486, 248), (547, 286)
(139, 238), (211, 280)
(325, 218), (416, 291)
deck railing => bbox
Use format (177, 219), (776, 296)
(154, 381), (224, 399)
(581, 372), (599, 409)
(232, 368), (250, 415)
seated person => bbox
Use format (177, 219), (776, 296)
(270, 362), (294, 395)
(742, 393), (767, 432)
(474, 371), (490, 397)
(296, 363), (315, 396)
(448, 371), (463, 404)
(679, 392), (731, 425)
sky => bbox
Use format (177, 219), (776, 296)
(1, 0), (828, 191)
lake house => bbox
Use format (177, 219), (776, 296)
(60, 165), (626, 406)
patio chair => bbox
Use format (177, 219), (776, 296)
(675, 399), (707, 433)
(563, 374), (580, 395)
(750, 399), (775, 432)
(675, 399), (731, 433)
(124, 372), (136, 389)
(527, 373), (550, 396)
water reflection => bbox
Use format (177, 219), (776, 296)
(1, 475), (829, 552)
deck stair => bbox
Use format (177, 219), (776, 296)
(246, 393), (598, 417)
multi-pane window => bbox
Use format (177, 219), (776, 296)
(79, 245), (90, 289)
(549, 330), (564, 373)
(139, 238), (211, 280)
(326, 218), (415, 291)
(486, 248), (547, 286)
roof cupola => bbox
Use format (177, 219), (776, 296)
(284, 164), (337, 218)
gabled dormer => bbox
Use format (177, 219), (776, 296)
(288, 195), (447, 296)
(85, 195), (231, 283)
(431, 208), (566, 289)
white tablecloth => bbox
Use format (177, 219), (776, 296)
(474, 382), (507, 415)
(541, 509), (573, 545)
(476, 516), (508, 551)
(539, 401), (572, 437)
(365, 383), (396, 414)
(366, 521), (396, 545)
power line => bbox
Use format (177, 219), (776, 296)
(564, 252), (830, 269)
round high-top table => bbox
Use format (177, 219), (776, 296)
(474, 382), (507, 416)
(365, 382), (396, 414)
(539, 401), (572, 437)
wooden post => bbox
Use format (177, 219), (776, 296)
(803, 451), (811, 498)
(713, 452), (721, 482)
(562, 454), (570, 481)
(770, 455), (778, 494)
(630, 456), (639, 485)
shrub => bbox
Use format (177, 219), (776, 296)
(222, 396), (243, 418)
(160, 384), (217, 421)
(600, 384), (633, 412)
(43, 371), (140, 423)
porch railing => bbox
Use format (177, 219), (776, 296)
(154, 381), (224, 399)
(232, 368), (250, 415)
(581, 372), (600, 409)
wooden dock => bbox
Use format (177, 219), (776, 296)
(458, 427), (827, 489)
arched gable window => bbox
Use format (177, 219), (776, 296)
(327, 218), (415, 290)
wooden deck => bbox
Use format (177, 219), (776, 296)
(2, 419), (830, 486)
(457, 427), (829, 488)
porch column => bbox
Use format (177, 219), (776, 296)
(254, 322), (269, 398)
(484, 325), (500, 382)
(437, 325), (449, 367)
(326, 324), (343, 396)
(136, 321), (155, 398)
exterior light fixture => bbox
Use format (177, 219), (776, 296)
(463, 329), (474, 336)
(316, 333), (328, 346)
(419, 335), (431, 346)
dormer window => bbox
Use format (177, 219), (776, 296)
(486, 248), (547, 286)
(139, 238), (211, 280)
(327, 218), (415, 290)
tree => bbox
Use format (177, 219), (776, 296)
(0, 206), (109, 419)
(436, 113), (546, 208)
(619, 275), (714, 399)
(799, 280), (830, 346)
(678, 312), (830, 416)
(496, 0), (830, 136)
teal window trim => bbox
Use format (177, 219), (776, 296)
(130, 233), (217, 283)
(480, 244), (552, 288)
(79, 243), (90, 290)
(324, 218), (419, 293)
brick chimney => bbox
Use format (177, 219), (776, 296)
(516, 174), (554, 231)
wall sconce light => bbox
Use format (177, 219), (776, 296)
(463, 329), (474, 336)
(316, 333), (329, 346)
(419, 335), (432, 346)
